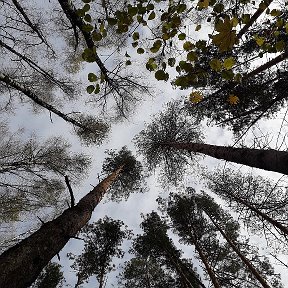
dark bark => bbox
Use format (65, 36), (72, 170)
(193, 238), (220, 288)
(205, 213), (272, 288)
(0, 166), (123, 288)
(161, 142), (288, 175)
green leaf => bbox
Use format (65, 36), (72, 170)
(209, 58), (222, 71)
(221, 70), (234, 80)
(126, 60), (132, 65)
(82, 24), (94, 32)
(94, 84), (100, 94)
(187, 51), (198, 62)
(84, 14), (92, 22)
(148, 11), (156, 20)
(223, 57), (235, 70)
(195, 24), (201, 31)
(183, 41), (194, 51)
(88, 72), (97, 82)
(132, 42), (138, 47)
(132, 32), (140, 41)
(86, 85), (95, 94)
(168, 58), (176, 67)
(155, 70), (169, 81)
(107, 18), (118, 25)
(137, 48), (145, 54)
(275, 40), (285, 51)
(125, 52), (131, 57)
(82, 4), (90, 12)
(178, 33), (186, 40)
(92, 31), (102, 41)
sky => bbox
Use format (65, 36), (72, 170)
(1, 0), (288, 287)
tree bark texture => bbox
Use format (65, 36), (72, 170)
(162, 142), (288, 175)
(205, 213), (272, 288)
(0, 166), (123, 288)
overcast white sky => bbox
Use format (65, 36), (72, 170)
(1, 0), (288, 287)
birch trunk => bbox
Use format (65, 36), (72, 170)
(0, 166), (123, 288)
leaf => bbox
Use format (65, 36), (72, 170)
(86, 85), (95, 94)
(92, 31), (102, 41)
(84, 14), (92, 22)
(197, 0), (209, 9)
(107, 18), (118, 25)
(148, 11), (156, 20)
(168, 58), (176, 67)
(126, 60), (132, 65)
(227, 94), (239, 105)
(195, 24), (201, 31)
(94, 84), (100, 94)
(189, 91), (203, 103)
(155, 70), (169, 81)
(223, 57), (235, 70)
(183, 41), (194, 51)
(132, 32), (139, 41)
(125, 52), (130, 57)
(137, 48), (145, 54)
(187, 51), (198, 62)
(221, 70), (234, 80)
(209, 58), (222, 71)
(212, 18), (237, 52)
(275, 40), (285, 52)
(88, 72), (97, 82)
(254, 35), (265, 46)
(178, 33), (186, 40)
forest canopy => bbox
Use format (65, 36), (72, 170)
(0, 0), (288, 287)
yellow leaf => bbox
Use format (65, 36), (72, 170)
(212, 18), (238, 52)
(209, 58), (222, 71)
(227, 94), (239, 105)
(223, 57), (235, 70)
(197, 0), (209, 9)
(254, 36), (265, 46)
(189, 91), (203, 103)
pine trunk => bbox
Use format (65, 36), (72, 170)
(0, 166), (123, 288)
(205, 213), (272, 288)
(193, 240), (221, 288)
(161, 142), (288, 175)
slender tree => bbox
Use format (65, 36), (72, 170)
(0, 148), (144, 288)
(132, 211), (205, 288)
(68, 217), (132, 288)
(0, 122), (90, 222)
(197, 192), (283, 288)
(118, 255), (182, 288)
(206, 169), (288, 238)
(160, 190), (283, 288)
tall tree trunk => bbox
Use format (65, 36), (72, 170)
(0, 166), (123, 288)
(224, 192), (288, 236)
(160, 142), (288, 175)
(193, 239), (221, 288)
(205, 213), (272, 288)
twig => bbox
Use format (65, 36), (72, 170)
(65, 175), (75, 207)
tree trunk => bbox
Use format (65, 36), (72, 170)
(161, 142), (288, 175)
(205, 213), (272, 288)
(193, 239), (221, 288)
(0, 166), (123, 288)
(224, 192), (288, 236)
